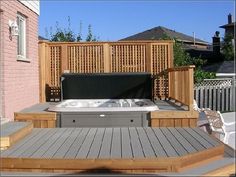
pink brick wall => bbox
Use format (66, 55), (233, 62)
(0, 0), (39, 120)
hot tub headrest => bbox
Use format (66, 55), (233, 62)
(61, 72), (152, 99)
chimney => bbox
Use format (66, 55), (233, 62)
(212, 31), (220, 56)
(228, 13), (232, 24)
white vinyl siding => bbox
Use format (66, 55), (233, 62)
(17, 14), (27, 60)
(18, 0), (40, 15)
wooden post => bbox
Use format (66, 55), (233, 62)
(39, 42), (46, 102)
(61, 45), (68, 73)
(145, 43), (152, 73)
(103, 43), (110, 73)
(188, 66), (195, 111)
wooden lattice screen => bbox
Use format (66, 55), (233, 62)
(39, 41), (174, 102)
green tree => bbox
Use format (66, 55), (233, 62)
(50, 18), (76, 42)
(86, 24), (98, 42)
(222, 34), (234, 60)
(172, 40), (215, 83)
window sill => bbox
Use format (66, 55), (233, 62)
(17, 55), (30, 62)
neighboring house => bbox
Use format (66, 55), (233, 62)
(0, 0), (40, 122)
(120, 26), (210, 48)
(202, 61), (236, 78)
(220, 13), (235, 38)
(120, 26), (212, 59)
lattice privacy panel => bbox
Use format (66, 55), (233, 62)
(68, 45), (105, 73)
(152, 44), (170, 98)
(110, 44), (146, 72)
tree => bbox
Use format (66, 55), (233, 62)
(222, 34), (234, 60)
(50, 18), (76, 42)
(172, 40), (215, 83)
(86, 24), (98, 42)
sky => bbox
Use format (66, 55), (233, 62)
(39, 1), (235, 43)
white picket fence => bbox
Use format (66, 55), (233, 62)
(194, 78), (235, 112)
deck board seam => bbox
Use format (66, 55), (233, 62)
(52, 128), (77, 158)
(9, 129), (51, 157)
(62, 128), (83, 158)
(184, 128), (213, 149)
(160, 128), (180, 156)
(96, 128), (106, 158)
(86, 128), (99, 158)
(1, 129), (41, 157)
(25, 128), (58, 158)
(151, 128), (169, 157)
(38, 128), (68, 158)
(168, 127), (197, 153)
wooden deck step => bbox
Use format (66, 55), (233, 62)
(0, 127), (225, 173)
(0, 122), (33, 150)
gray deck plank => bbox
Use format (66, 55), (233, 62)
(111, 128), (121, 158)
(99, 128), (112, 158)
(7, 129), (51, 157)
(184, 128), (213, 149)
(87, 128), (105, 158)
(153, 128), (179, 157)
(31, 128), (68, 158)
(193, 128), (221, 146)
(121, 127), (133, 158)
(53, 128), (83, 158)
(160, 128), (188, 156)
(1, 129), (42, 157)
(136, 127), (155, 158)
(1, 122), (31, 137)
(168, 128), (197, 153)
(65, 128), (90, 159)
(129, 128), (144, 158)
(176, 128), (206, 151)
(76, 128), (97, 158)
(144, 128), (167, 157)
(20, 129), (58, 157)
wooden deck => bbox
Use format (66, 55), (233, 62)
(0, 122), (33, 150)
(1, 127), (224, 173)
(14, 100), (198, 128)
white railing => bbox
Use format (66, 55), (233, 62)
(194, 78), (235, 112)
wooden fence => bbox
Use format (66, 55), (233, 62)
(39, 40), (174, 102)
(155, 66), (195, 110)
(194, 79), (235, 112)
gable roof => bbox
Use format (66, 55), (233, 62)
(120, 26), (209, 45)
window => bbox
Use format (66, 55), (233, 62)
(17, 14), (27, 60)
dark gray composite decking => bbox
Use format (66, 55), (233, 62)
(1, 127), (221, 159)
(0, 122), (31, 137)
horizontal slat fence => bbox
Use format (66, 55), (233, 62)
(39, 41), (174, 102)
(194, 79), (235, 112)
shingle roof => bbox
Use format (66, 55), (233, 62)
(202, 61), (235, 73)
(120, 26), (209, 45)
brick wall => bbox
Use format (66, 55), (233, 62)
(0, 0), (39, 120)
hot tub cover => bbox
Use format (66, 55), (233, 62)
(61, 72), (152, 100)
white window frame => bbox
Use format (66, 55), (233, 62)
(17, 13), (28, 61)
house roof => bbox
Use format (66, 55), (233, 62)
(38, 36), (49, 41)
(220, 22), (236, 29)
(202, 61), (235, 74)
(120, 26), (209, 45)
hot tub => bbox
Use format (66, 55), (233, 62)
(48, 99), (158, 127)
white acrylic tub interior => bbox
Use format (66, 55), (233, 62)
(48, 99), (159, 112)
